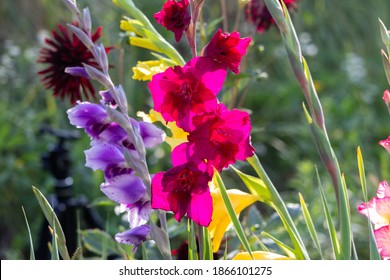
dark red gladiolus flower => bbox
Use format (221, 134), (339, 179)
(37, 23), (106, 104)
(154, 0), (191, 42)
(245, 0), (298, 33)
(202, 29), (251, 74)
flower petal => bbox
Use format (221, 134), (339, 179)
(100, 174), (146, 205)
(115, 224), (150, 251)
(84, 142), (124, 171)
(374, 225), (390, 260)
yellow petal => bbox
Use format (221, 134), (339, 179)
(208, 187), (258, 253)
(136, 110), (188, 150)
(120, 19), (144, 37)
(132, 60), (168, 81)
(129, 37), (161, 53)
(233, 251), (294, 260)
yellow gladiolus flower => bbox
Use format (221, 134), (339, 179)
(233, 251), (294, 260)
(137, 110), (188, 150)
(120, 19), (144, 37)
(132, 60), (168, 81)
(129, 37), (160, 53)
(208, 183), (259, 253)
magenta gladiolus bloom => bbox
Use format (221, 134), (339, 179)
(151, 162), (213, 226)
(203, 29), (251, 74)
(154, 0), (191, 42)
(172, 104), (255, 173)
(148, 57), (227, 131)
(379, 136), (390, 154)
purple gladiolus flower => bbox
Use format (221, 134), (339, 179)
(115, 224), (150, 251)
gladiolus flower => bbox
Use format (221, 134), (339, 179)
(148, 57), (227, 131)
(37, 23), (109, 104)
(208, 185), (259, 253)
(151, 162), (213, 226)
(233, 251), (294, 260)
(244, 0), (298, 33)
(374, 225), (390, 260)
(132, 60), (169, 81)
(383, 89), (390, 106)
(379, 136), (390, 154)
(115, 224), (150, 252)
(154, 0), (191, 42)
(358, 181), (390, 228)
(172, 104), (255, 173)
(202, 29), (251, 74)
(137, 110), (189, 150)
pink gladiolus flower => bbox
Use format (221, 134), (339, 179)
(202, 29), (251, 74)
(358, 181), (390, 228)
(154, 0), (191, 42)
(379, 136), (390, 154)
(151, 163), (213, 226)
(172, 104), (255, 173)
(374, 225), (390, 260)
(148, 57), (227, 131)
(383, 89), (390, 105)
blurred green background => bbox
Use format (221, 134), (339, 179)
(0, 0), (389, 259)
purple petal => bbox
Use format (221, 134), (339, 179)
(100, 173), (146, 205)
(67, 102), (108, 129)
(138, 121), (166, 148)
(98, 122), (128, 143)
(65, 66), (90, 79)
(127, 200), (152, 228)
(99, 89), (117, 108)
(115, 224), (150, 251)
(85, 142), (124, 171)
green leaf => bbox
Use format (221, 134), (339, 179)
(379, 18), (390, 48)
(71, 247), (83, 260)
(187, 219), (198, 260)
(298, 193), (323, 258)
(213, 170), (253, 259)
(246, 155), (309, 260)
(150, 221), (172, 260)
(50, 224), (59, 260)
(381, 50), (390, 86)
(356, 147), (381, 260)
(21, 206), (35, 260)
(32, 186), (70, 260)
(141, 242), (149, 260)
(80, 229), (125, 258)
(316, 168), (340, 259)
(202, 226), (213, 260)
(261, 231), (296, 258)
(230, 165), (272, 205)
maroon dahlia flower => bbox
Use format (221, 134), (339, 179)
(37, 23), (107, 104)
(154, 0), (191, 42)
(245, 0), (298, 33)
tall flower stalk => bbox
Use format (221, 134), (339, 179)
(62, 0), (171, 258)
(264, 0), (352, 259)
